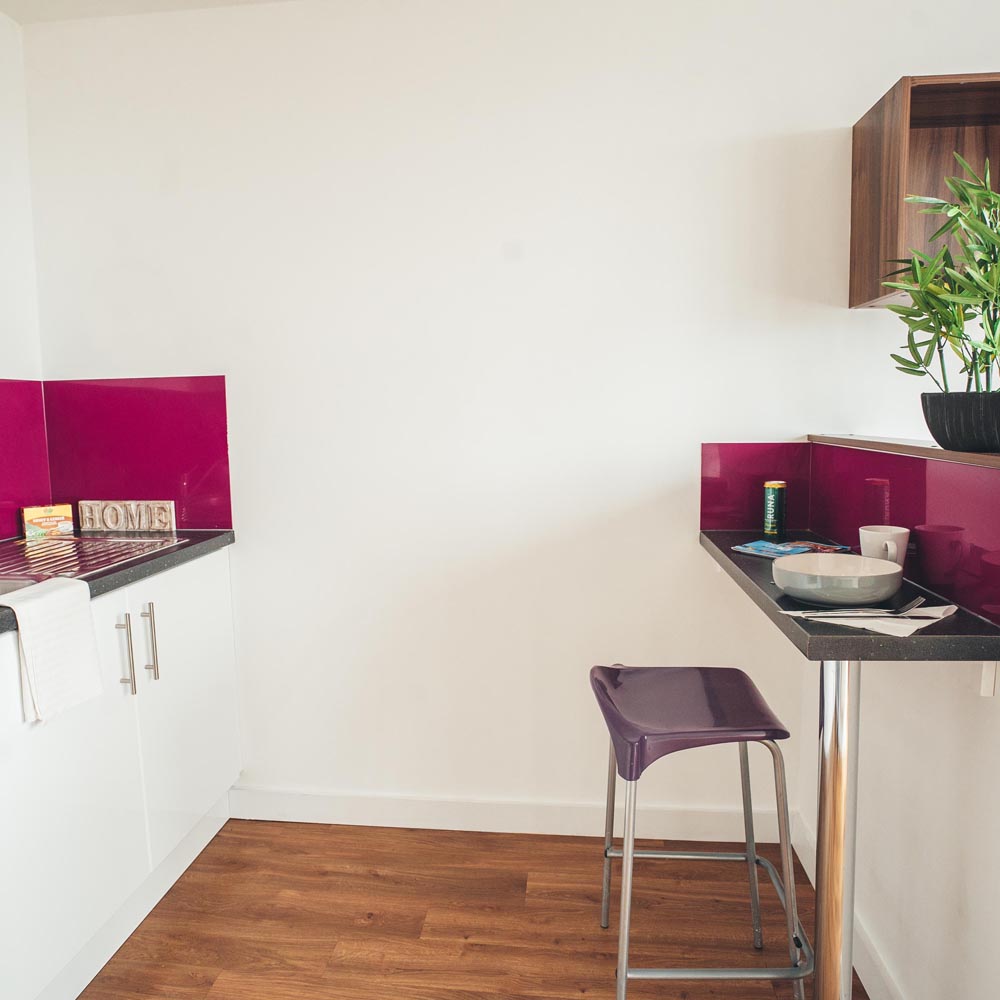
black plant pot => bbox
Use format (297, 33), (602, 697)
(921, 392), (1000, 453)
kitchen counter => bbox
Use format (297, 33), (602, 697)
(0, 529), (235, 635)
(701, 529), (1000, 660)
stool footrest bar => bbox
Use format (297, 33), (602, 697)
(605, 848), (749, 861)
(627, 962), (810, 982)
(602, 848), (814, 981)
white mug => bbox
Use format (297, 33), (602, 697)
(859, 525), (910, 566)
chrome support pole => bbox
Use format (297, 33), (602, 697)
(616, 780), (637, 1000)
(601, 739), (617, 929)
(738, 742), (764, 949)
(815, 660), (862, 1000)
(765, 739), (805, 1000)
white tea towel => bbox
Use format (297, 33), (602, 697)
(1, 578), (102, 723)
(781, 605), (958, 637)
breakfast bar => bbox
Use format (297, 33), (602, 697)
(702, 437), (1000, 1000)
(701, 529), (1000, 1000)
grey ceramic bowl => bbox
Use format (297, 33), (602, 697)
(772, 553), (903, 606)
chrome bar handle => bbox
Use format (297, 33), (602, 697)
(141, 602), (160, 679)
(116, 614), (137, 695)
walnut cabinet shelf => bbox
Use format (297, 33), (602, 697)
(849, 73), (1000, 309)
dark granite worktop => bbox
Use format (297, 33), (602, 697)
(0, 530), (235, 636)
(701, 529), (1000, 661)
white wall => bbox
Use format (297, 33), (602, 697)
(16, 2), (1000, 998)
(0, 12), (40, 378)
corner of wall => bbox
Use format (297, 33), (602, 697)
(0, 8), (44, 382)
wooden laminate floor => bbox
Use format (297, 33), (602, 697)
(80, 820), (869, 1000)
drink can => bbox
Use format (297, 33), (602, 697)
(763, 481), (787, 538)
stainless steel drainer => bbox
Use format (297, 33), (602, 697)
(0, 536), (183, 581)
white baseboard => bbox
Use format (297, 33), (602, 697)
(36, 795), (230, 1000)
(229, 783), (783, 841)
(792, 813), (903, 1000)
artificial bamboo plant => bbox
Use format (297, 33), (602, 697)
(884, 154), (1000, 392)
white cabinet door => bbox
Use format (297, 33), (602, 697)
(0, 592), (150, 1000)
(129, 549), (240, 869)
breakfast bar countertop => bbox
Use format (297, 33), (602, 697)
(700, 529), (1000, 661)
(0, 529), (235, 636)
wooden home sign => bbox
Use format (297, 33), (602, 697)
(79, 500), (176, 532)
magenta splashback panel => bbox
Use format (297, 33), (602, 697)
(701, 442), (811, 532)
(44, 376), (232, 530)
(811, 444), (1000, 621)
(0, 380), (52, 540)
(0, 376), (231, 537)
(808, 445), (928, 545)
(703, 440), (1000, 623)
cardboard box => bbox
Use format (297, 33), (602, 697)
(22, 504), (75, 539)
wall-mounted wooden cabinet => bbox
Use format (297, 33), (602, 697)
(850, 73), (1000, 308)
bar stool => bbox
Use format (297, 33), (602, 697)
(591, 664), (813, 1000)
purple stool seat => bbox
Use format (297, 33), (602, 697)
(590, 665), (790, 782)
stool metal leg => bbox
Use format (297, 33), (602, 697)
(601, 739), (617, 929)
(765, 739), (806, 1000)
(596, 738), (812, 994)
(738, 741), (764, 949)
(616, 779), (637, 1000)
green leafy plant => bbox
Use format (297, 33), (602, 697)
(883, 154), (1000, 392)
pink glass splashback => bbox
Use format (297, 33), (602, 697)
(700, 442), (811, 532)
(0, 380), (52, 540)
(810, 443), (1000, 623)
(808, 446), (928, 548)
(702, 440), (1000, 624)
(44, 376), (232, 530)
